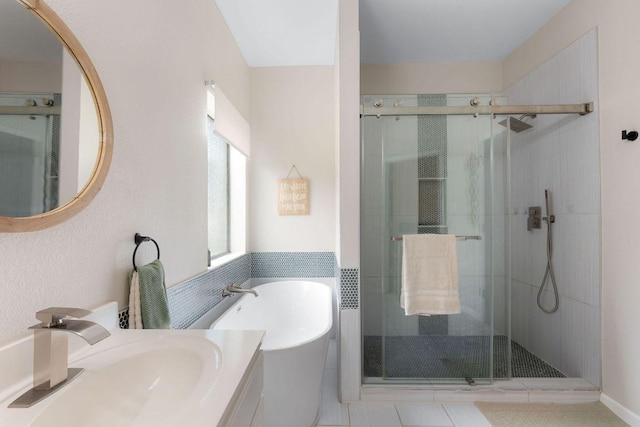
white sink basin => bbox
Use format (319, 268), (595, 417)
(30, 335), (222, 427)
(0, 328), (264, 427)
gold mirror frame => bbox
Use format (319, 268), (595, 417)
(0, 0), (113, 232)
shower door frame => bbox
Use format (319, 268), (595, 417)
(361, 102), (594, 118)
(360, 96), (594, 387)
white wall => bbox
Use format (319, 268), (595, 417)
(337, 0), (361, 402)
(503, 0), (640, 417)
(59, 49), (81, 205)
(0, 0), (250, 346)
(249, 66), (335, 252)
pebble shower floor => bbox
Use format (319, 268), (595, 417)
(363, 335), (565, 380)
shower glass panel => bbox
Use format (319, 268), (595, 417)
(0, 93), (59, 217)
(361, 94), (507, 385)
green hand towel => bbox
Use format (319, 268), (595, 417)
(137, 259), (171, 329)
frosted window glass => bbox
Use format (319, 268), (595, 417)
(207, 117), (229, 258)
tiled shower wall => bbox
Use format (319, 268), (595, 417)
(119, 252), (358, 330)
(506, 29), (601, 386)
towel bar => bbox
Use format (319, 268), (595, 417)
(132, 233), (160, 271)
(392, 235), (481, 242)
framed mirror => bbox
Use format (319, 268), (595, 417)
(0, 0), (113, 232)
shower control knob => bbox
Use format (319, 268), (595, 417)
(527, 207), (542, 231)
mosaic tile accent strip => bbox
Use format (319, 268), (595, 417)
(417, 94), (447, 179)
(167, 254), (251, 329)
(340, 268), (359, 310)
(251, 252), (335, 278)
(418, 94), (447, 231)
(118, 308), (129, 329)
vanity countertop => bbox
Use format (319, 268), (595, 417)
(0, 328), (264, 426)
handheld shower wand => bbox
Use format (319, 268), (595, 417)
(537, 189), (559, 313)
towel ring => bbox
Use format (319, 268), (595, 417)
(132, 233), (160, 271)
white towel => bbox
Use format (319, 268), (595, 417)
(401, 234), (461, 316)
(128, 270), (143, 329)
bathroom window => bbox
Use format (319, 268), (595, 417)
(207, 117), (229, 259)
(206, 85), (248, 267)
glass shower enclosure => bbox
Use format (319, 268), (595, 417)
(360, 94), (509, 385)
(0, 92), (61, 217)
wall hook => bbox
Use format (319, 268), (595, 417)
(622, 130), (638, 141)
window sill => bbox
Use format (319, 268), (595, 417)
(208, 252), (246, 270)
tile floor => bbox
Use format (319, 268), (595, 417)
(318, 339), (603, 427)
(319, 339), (493, 426)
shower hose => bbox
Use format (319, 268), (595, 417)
(537, 206), (559, 313)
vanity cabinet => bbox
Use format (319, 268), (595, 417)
(221, 349), (264, 427)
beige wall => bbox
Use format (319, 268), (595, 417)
(504, 0), (640, 417)
(0, 60), (62, 93)
(361, 61), (503, 95)
(249, 66), (336, 252)
(0, 0), (250, 345)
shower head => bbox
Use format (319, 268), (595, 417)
(498, 115), (534, 133)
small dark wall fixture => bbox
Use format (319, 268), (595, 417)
(132, 233), (160, 271)
(622, 130), (638, 141)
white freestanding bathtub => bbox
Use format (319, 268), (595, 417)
(210, 280), (332, 427)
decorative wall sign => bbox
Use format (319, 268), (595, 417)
(278, 165), (309, 215)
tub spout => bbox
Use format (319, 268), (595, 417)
(222, 283), (258, 297)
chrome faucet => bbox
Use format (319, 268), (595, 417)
(222, 283), (258, 297)
(9, 307), (111, 408)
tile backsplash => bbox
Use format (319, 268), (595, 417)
(251, 252), (335, 277)
(121, 252), (358, 329)
(167, 254), (251, 329)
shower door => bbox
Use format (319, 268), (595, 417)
(0, 113), (56, 217)
(0, 92), (60, 217)
(361, 94), (505, 385)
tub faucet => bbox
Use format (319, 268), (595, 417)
(222, 283), (258, 297)
(9, 307), (111, 408)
